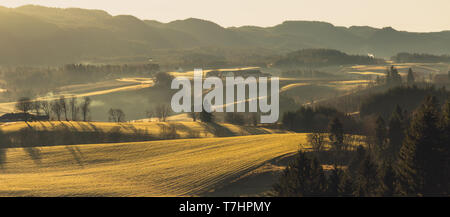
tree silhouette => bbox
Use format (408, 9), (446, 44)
(15, 97), (33, 114)
(274, 151), (326, 196)
(407, 68), (415, 85)
(329, 117), (344, 151)
(81, 97), (91, 122)
(396, 96), (445, 196)
(375, 116), (387, 152)
(386, 105), (405, 161)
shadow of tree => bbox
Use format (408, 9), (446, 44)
(0, 148), (6, 169)
(157, 123), (179, 139)
(65, 146), (84, 167)
(202, 122), (236, 137)
(23, 147), (42, 165)
(240, 126), (271, 135)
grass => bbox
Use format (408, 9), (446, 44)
(0, 133), (308, 196)
(0, 121), (286, 141)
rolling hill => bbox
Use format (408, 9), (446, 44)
(1, 5), (450, 65)
(0, 133), (308, 196)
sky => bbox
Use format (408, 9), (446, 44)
(1, 0), (450, 32)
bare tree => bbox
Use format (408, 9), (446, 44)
(188, 104), (199, 122)
(59, 96), (68, 121)
(155, 104), (171, 122)
(15, 97), (33, 114)
(108, 108), (126, 123)
(80, 96), (91, 122)
(146, 110), (154, 121)
(51, 100), (62, 121)
(307, 132), (326, 153)
(69, 97), (79, 121)
(189, 111), (199, 122)
(32, 101), (41, 116)
(41, 101), (51, 117)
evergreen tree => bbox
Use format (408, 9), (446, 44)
(378, 163), (396, 196)
(396, 96), (445, 196)
(440, 101), (450, 194)
(339, 171), (355, 197)
(375, 116), (387, 152)
(327, 166), (354, 196)
(199, 103), (214, 123)
(199, 109), (214, 123)
(407, 68), (415, 85)
(274, 151), (327, 196)
(353, 154), (380, 196)
(327, 166), (342, 196)
(386, 66), (402, 85)
(386, 105), (405, 161)
(348, 146), (366, 175)
(328, 117), (344, 151)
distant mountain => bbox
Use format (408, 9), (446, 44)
(1, 5), (450, 65)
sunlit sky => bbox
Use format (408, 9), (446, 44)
(1, 0), (450, 32)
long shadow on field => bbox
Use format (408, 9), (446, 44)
(169, 123), (201, 138)
(76, 122), (92, 131)
(65, 146), (84, 167)
(23, 147), (42, 165)
(119, 123), (138, 133)
(87, 122), (103, 133)
(0, 148), (6, 169)
(201, 122), (236, 137)
(36, 121), (47, 129)
(240, 126), (271, 135)
(200, 153), (298, 197)
(157, 123), (179, 139)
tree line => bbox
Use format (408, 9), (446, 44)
(0, 63), (159, 99)
(275, 96), (449, 196)
(15, 96), (92, 121)
(392, 52), (450, 63)
(274, 49), (384, 68)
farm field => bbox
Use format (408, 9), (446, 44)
(0, 133), (308, 197)
(0, 121), (286, 140)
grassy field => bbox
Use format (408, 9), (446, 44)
(0, 133), (308, 196)
(0, 121), (286, 140)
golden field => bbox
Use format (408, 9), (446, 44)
(0, 133), (308, 197)
(0, 121), (286, 139)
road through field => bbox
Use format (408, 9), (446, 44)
(0, 133), (307, 196)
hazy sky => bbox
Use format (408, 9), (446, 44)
(1, 0), (449, 32)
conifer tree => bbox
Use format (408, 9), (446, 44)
(199, 102), (214, 123)
(386, 66), (402, 85)
(396, 96), (444, 196)
(327, 166), (342, 196)
(329, 117), (344, 151)
(353, 154), (380, 196)
(407, 68), (415, 85)
(375, 116), (387, 152)
(348, 146), (366, 175)
(386, 105), (405, 161)
(274, 151), (327, 196)
(440, 101), (450, 194)
(378, 163), (396, 196)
